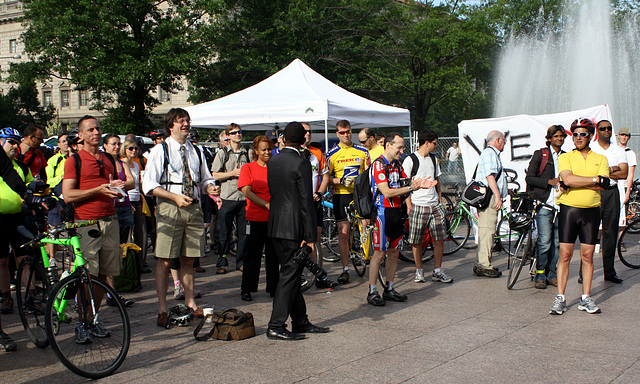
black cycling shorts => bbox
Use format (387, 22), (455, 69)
(333, 194), (352, 222)
(558, 204), (600, 245)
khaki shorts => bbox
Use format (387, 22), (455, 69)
(77, 215), (121, 277)
(155, 200), (204, 259)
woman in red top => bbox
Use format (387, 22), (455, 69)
(238, 135), (278, 301)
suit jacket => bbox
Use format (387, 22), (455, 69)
(267, 147), (316, 242)
(525, 146), (564, 202)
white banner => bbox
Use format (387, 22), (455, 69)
(458, 104), (614, 189)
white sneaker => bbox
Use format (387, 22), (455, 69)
(414, 270), (425, 283)
(174, 284), (185, 300)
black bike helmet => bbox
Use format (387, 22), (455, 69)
(509, 214), (533, 233)
(167, 304), (194, 328)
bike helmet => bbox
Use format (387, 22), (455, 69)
(509, 214), (533, 233)
(570, 117), (595, 134)
(167, 304), (194, 328)
(0, 127), (22, 141)
(188, 129), (200, 142)
(67, 128), (81, 146)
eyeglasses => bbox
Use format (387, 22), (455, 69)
(337, 130), (351, 136)
(229, 130), (242, 135)
(573, 132), (589, 137)
(619, 133), (631, 137)
(6, 139), (19, 146)
(96, 159), (106, 178)
(598, 126), (612, 131)
(127, 147), (139, 151)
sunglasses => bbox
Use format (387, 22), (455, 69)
(127, 146), (139, 151)
(305, 130), (311, 134)
(229, 130), (242, 135)
(6, 139), (19, 146)
(573, 132), (589, 137)
(337, 130), (351, 136)
(619, 133), (631, 137)
(96, 159), (106, 178)
(598, 126), (612, 131)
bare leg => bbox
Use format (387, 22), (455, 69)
(180, 257), (196, 310)
(385, 249), (400, 286)
(155, 259), (171, 314)
(337, 220), (349, 268)
(412, 244), (423, 270)
(580, 244), (595, 296)
(556, 243), (575, 296)
(433, 240), (444, 270)
(368, 250), (385, 286)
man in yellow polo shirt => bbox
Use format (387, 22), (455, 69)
(550, 118), (609, 316)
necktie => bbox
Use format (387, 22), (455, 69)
(180, 145), (194, 198)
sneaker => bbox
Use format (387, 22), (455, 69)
(432, 270), (453, 283)
(549, 296), (566, 315)
(475, 266), (502, 278)
(414, 270), (425, 283)
(106, 295), (134, 307)
(75, 324), (93, 344)
(88, 320), (111, 338)
(337, 270), (350, 284)
(216, 255), (228, 274)
(174, 285), (185, 300)
(383, 288), (408, 302)
(0, 296), (13, 314)
(0, 331), (16, 352)
(534, 280), (547, 289)
(367, 291), (386, 306)
(578, 296), (601, 314)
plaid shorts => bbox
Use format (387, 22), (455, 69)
(408, 203), (447, 244)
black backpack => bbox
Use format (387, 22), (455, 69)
(407, 152), (438, 180)
(63, 152), (117, 221)
(352, 157), (388, 220)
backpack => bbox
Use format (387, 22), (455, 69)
(114, 243), (141, 292)
(63, 152), (117, 221)
(408, 152), (438, 180)
(352, 157), (387, 220)
(214, 146), (250, 173)
(159, 141), (204, 189)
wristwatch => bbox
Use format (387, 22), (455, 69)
(408, 185), (413, 192)
(592, 176), (598, 185)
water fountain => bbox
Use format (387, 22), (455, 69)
(493, 0), (640, 153)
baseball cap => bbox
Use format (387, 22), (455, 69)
(265, 129), (277, 140)
(619, 127), (631, 136)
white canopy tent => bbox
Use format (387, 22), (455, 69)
(185, 58), (411, 148)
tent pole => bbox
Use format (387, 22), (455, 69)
(324, 120), (329, 153)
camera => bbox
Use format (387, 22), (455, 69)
(293, 245), (327, 279)
(398, 177), (410, 188)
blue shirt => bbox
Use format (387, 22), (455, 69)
(476, 145), (507, 198)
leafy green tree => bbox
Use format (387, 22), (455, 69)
(20, 0), (215, 134)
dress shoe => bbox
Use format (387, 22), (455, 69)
(241, 291), (252, 301)
(157, 311), (168, 328)
(194, 266), (206, 273)
(604, 275), (623, 284)
(266, 328), (305, 340)
(292, 322), (330, 334)
(534, 280), (547, 289)
(192, 307), (204, 318)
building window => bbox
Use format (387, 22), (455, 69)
(158, 88), (170, 102)
(9, 39), (16, 54)
(60, 90), (70, 107)
(79, 90), (88, 106)
(43, 90), (52, 107)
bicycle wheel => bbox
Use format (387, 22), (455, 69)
(16, 257), (51, 348)
(45, 272), (130, 379)
(497, 216), (518, 257)
(626, 203), (640, 234)
(443, 211), (471, 255)
(397, 235), (432, 263)
(618, 221), (640, 269)
(321, 217), (340, 261)
(507, 230), (531, 290)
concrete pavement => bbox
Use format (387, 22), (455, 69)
(3, 246), (640, 383)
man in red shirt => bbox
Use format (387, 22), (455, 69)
(62, 115), (125, 342)
(18, 125), (47, 181)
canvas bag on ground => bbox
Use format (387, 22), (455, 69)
(194, 308), (256, 341)
(114, 243), (141, 293)
(461, 166), (502, 209)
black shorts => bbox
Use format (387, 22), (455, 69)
(558, 204), (600, 245)
(333, 194), (352, 222)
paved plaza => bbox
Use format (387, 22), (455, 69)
(3, 245), (640, 383)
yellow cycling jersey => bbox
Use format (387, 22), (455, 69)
(0, 159), (33, 214)
(556, 149), (609, 209)
(327, 142), (371, 195)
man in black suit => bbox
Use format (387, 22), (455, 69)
(266, 122), (330, 340)
(525, 125), (566, 289)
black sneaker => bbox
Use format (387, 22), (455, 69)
(337, 270), (350, 284)
(383, 288), (408, 302)
(367, 291), (386, 306)
(75, 324), (93, 344)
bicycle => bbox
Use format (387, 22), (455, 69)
(300, 240), (325, 292)
(506, 197), (556, 289)
(617, 216), (640, 269)
(19, 220), (131, 379)
(320, 192), (340, 261)
(345, 201), (373, 277)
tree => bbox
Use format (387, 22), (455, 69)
(20, 0), (215, 133)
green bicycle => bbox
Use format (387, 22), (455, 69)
(18, 220), (130, 379)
